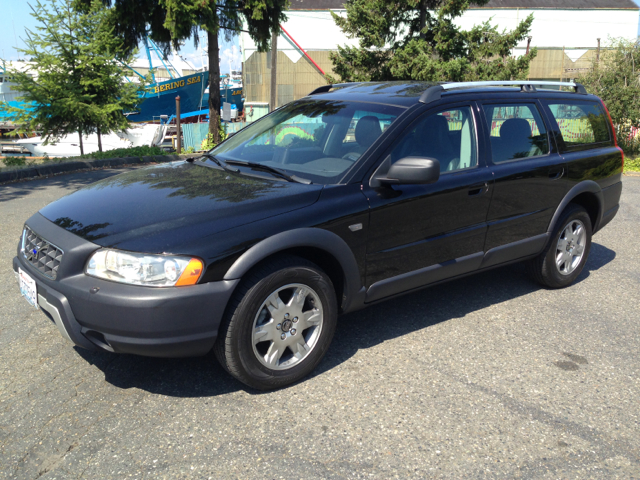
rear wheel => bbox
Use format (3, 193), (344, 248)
(214, 256), (338, 390)
(527, 204), (592, 288)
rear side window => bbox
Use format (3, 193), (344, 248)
(483, 104), (549, 163)
(547, 102), (610, 150)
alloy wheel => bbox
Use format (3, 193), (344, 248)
(251, 283), (324, 370)
(555, 219), (587, 275)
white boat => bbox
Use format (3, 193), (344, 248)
(14, 124), (166, 157)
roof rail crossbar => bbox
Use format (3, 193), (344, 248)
(308, 85), (333, 95)
(420, 80), (588, 104)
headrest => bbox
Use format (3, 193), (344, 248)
(355, 116), (383, 149)
(419, 114), (450, 139)
(500, 118), (531, 139)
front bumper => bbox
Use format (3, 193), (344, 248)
(14, 214), (239, 357)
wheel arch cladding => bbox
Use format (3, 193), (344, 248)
(548, 181), (603, 235)
(223, 228), (362, 312)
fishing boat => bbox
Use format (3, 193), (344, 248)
(200, 70), (244, 112)
(125, 71), (209, 123)
(122, 38), (210, 123)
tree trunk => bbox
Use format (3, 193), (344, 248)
(207, 29), (221, 144)
(78, 129), (84, 156)
(270, 28), (278, 112)
(419, 0), (427, 40)
(97, 127), (103, 152)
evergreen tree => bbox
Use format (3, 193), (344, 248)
(74, 0), (289, 144)
(329, 0), (537, 83)
(0, 0), (146, 154)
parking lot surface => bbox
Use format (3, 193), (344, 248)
(1, 170), (639, 479)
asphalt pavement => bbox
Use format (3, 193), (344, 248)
(1, 169), (639, 479)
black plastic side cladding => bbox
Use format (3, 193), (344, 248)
(223, 228), (363, 312)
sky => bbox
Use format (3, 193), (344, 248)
(0, 0), (242, 73)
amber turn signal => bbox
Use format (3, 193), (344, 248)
(175, 258), (204, 286)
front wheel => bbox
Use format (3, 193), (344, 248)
(527, 204), (592, 289)
(214, 256), (338, 390)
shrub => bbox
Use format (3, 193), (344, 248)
(2, 156), (27, 167)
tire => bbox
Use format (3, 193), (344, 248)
(527, 203), (592, 289)
(214, 256), (338, 390)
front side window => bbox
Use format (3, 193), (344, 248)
(388, 106), (478, 173)
(212, 99), (404, 184)
(547, 101), (610, 150)
(483, 103), (549, 163)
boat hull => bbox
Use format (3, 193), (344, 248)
(127, 72), (209, 123)
(202, 86), (244, 111)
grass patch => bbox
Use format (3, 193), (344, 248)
(0, 145), (167, 171)
(624, 155), (640, 173)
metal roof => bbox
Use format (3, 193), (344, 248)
(471, 0), (638, 8)
(289, 0), (638, 9)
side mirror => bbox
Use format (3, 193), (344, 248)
(378, 157), (440, 185)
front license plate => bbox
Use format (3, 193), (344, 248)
(18, 268), (39, 309)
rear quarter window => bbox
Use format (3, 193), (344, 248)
(546, 101), (611, 151)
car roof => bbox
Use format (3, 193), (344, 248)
(304, 81), (599, 107)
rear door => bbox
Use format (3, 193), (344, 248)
(480, 100), (568, 266)
(363, 103), (493, 302)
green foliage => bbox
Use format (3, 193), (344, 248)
(618, 133), (640, 157)
(330, 0), (537, 82)
(1, 145), (167, 171)
(201, 119), (228, 150)
(88, 145), (167, 159)
(578, 38), (640, 155)
(0, 0), (147, 152)
(624, 155), (640, 172)
(2, 156), (27, 167)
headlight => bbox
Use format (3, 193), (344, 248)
(86, 249), (203, 287)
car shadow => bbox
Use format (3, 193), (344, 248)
(75, 242), (616, 397)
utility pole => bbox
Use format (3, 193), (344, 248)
(176, 96), (181, 154)
(597, 38), (601, 64)
(270, 28), (278, 112)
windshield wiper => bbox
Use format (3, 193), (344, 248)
(225, 160), (312, 184)
(187, 153), (239, 173)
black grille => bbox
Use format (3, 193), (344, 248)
(21, 226), (64, 279)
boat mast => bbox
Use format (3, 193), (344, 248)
(148, 38), (179, 80)
(142, 37), (157, 85)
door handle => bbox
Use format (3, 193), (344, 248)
(468, 182), (488, 196)
(548, 168), (564, 180)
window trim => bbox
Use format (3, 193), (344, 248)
(479, 100), (552, 166)
(541, 99), (613, 153)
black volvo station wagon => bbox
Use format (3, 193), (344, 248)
(14, 81), (623, 389)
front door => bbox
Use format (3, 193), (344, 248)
(363, 104), (493, 302)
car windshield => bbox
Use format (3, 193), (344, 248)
(210, 99), (404, 184)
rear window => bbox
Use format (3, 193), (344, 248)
(547, 102), (611, 150)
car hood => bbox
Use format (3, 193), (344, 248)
(39, 162), (324, 253)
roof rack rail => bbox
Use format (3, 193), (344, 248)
(419, 81), (588, 104)
(308, 85), (333, 95)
